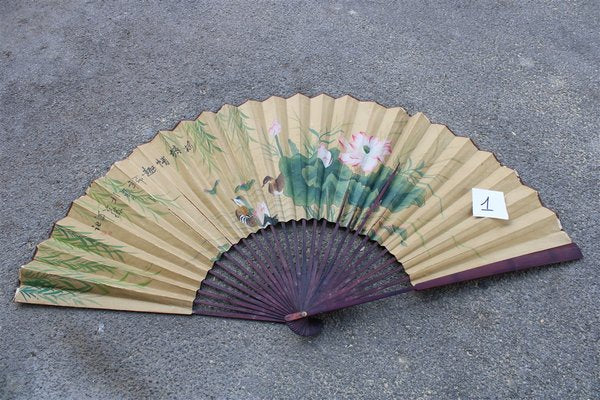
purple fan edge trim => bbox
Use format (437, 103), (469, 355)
(411, 242), (583, 291)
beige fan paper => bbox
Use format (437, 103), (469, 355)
(15, 94), (581, 316)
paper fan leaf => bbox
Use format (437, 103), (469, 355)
(14, 94), (582, 335)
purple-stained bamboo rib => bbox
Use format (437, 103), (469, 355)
(319, 247), (394, 302)
(253, 229), (290, 301)
(250, 230), (296, 308)
(304, 189), (351, 302)
(215, 257), (289, 315)
(325, 241), (396, 295)
(196, 284), (276, 316)
(201, 278), (274, 313)
(199, 280), (284, 319)
(292, 220), (307, 309)
(278, 224), (301, 310)
(219, 252), (285, 310)
(305, 219), (330, 300)
(344, 277), (410, 303)
(267, 223), (299, 309)
(327, 255), (403, 300)
(194, 292), (282, 320)
(304, 219), (320, 308)
(318, 279), (410, 314)
(291, 219), (307, 308)
(309, 255), (404, 311)
(303, 205), (347, 308)
(209, 263), (283, 311)
(307, 287), (414, 317)
(224, 246), (293, 312)
(205, 270), (287, 316)
(280, 221), (301, 305)
(196, 308), (281, 322)
(354, 270), (410, 296)
(260, 226), (297, 299)
(319, 268), (410, 310)
(321, 237), (385, 299)
(235, 240), (295, 311)
(299, 219), (309, 309)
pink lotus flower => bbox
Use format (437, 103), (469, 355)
(317, 144), (332, 168)
(339, 132), (391, 173)
(268, 120), (281, 137)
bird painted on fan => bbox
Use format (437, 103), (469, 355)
(232, 196), (278, 228)
(234, 179), (255, 193)
(262, 173), (285, 195)
(232, 196), (257, 227)
(204, 180), (219, 195)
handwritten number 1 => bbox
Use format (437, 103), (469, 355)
(480, 196), (493, 211)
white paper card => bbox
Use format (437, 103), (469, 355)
(472, 188), (509, 220)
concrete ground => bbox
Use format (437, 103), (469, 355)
(1, 1), (598, 399)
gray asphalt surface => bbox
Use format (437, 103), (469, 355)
(1, 1), (599, 399)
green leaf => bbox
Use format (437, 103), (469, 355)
(51, 225), (126, 261)
(288, 139), (300, 155)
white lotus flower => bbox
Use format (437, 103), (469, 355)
(268, 120), (281, 137)
(317, 144), (332, 168)
(339, 132), (391, 173)
(254, 202), (270, 226)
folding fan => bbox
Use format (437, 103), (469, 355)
(15, 94), (582, 336)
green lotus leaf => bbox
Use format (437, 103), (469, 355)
(277, 145), (426, 215)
